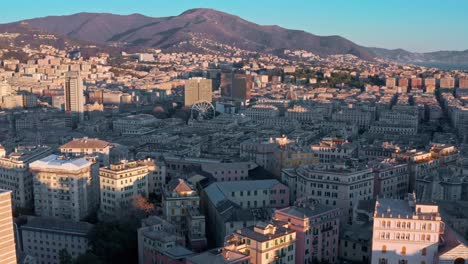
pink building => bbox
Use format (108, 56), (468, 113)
(274, 200), (341, 264)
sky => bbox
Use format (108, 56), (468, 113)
(1, 0), (467, 53)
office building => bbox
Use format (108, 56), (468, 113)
(64, 71), (85, 125)
(184, 78), (212, 106)
(231, 74), (252, 101)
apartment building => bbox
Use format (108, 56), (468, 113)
(231, 222), (296, 264)
(0, 145), (51, 209)
(59, 137), (112, 166)
(0, 189), (16, 264)
(99, 160), (148, 218)
(30, 155), (99, 221)
(274, 201), (341, 264)
(20, 217), (93, 264)
(282, 161), (374, 224)
(371, 194), (444, 264)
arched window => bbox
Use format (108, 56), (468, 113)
(428, 223), (432, 230)
(402, 222), (406, 228)
(396, 233), (400, 240)
(454, 258), (465, 264)
(407, 222), (411, 229)
(421, 248), (427, 256)
(381, 220), (386, 227)
(401, 246), (406, 255)
(387, 221), (391, 228)
(426, 235), (431, 241)
(382, 245), (387, 254)
(397, 221), (401, 228)
(421, 234), (425, 241)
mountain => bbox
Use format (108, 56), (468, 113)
(3, 8), (467, 68)
(15, 8), (375, 60)
(368, 47), (468, 66)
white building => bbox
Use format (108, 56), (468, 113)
(30, 155), (99, 221)
(371, 194), (444, 264)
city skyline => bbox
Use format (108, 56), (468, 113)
(1, 0), (467, 53)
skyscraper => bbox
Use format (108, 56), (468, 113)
(231, 74), (252, 101)
(64, 71), (85, 124)
(0, 189), (17, 264)
(184, 78), (212, 106)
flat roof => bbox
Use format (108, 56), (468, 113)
(30, 154), (92, 171)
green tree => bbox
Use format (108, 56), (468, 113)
(59, 248), (73, 264)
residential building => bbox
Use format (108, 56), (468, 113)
(274, 200), (341, 264)
(20, 217), (93, 264)
(282, 161), (374, 224)
(0, 189), (16, 264)
(99, 160), (149, 218)
(371, 194), (444, 264)
(30, 155), (99, 221)
(231, 222), (296, 264)
(162, 179), (201, 235)
(59, 137), (112, 166)
(203, 180), (289, 210)
(0, 145), (51, 209)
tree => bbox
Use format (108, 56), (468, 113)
(59, 248), (73, 264)
(74, 252), (102, 264)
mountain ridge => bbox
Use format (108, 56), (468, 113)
(2, 8), (467, 67)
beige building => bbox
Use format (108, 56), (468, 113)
(30, 155), (99, 221)
(64, 71), (85, 124)
(371, 194), (444, 264)
(282, 161), (374, 224)
(99, 160), (149, 218)
(60, 137), (112, 166)
(184, 78), (212, 106)
(231, 222), (296, 264)
(0, 190), (16, 264)
(0, 146), (52, 209)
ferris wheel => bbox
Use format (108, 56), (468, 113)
(191, 100), (215, 120)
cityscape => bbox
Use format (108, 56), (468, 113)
(0, 1), (468, 264)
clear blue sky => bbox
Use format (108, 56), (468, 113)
(1, 0), (467, 52)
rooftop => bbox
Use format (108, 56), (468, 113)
(276, 203), (338, 219)
(21, 217), (93, 235)
(30, 154), (92, 171)
(60, 137), (110, 149)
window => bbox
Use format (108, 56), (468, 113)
(382, 245), (387, 254)
(401, 247), (406, 255)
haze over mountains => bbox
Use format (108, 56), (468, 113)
(4, 8), (467, 67)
